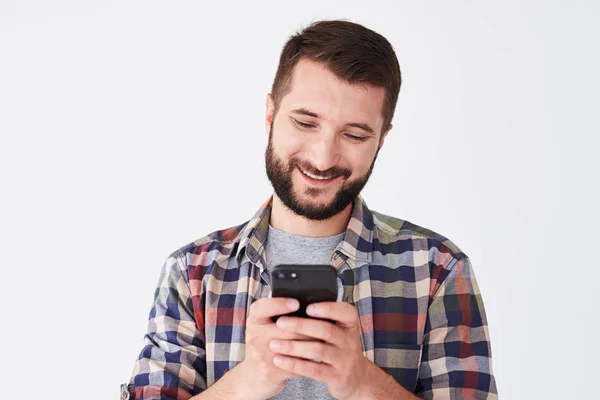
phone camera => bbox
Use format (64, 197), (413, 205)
(277, 272), (286, 279)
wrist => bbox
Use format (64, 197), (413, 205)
(200, 361), (252, 400)
(349, 359), (402, 400)
(352, 360), (417, 400)
(345, 359), (377, 400)
(226, 361), (255, 400)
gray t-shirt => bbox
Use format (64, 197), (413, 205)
(265, 224), (345, 400)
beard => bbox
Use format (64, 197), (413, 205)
(265, 126), (379, 221)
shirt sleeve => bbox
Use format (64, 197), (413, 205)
(416, 257), (499, 399)
(124, 255), (207, 400)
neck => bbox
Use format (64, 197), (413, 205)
(270, 194), (353, 237)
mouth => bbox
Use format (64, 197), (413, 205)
(297, 166), (341, 186)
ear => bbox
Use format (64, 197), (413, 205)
(265, 93), (275, 135)
(379, 123), (392, 150)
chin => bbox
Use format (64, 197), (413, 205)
(295, 190), (337, 209)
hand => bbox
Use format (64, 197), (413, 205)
(268, 302), (371, 400)
(234, 297), (311, 400)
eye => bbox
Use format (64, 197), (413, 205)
(291, 117), (315, 129)
(345, 134), (369, 142)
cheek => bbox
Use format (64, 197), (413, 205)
(346, 147), (377, 174)
(272, 121), (305, 153)
(274, 135), (308, 162)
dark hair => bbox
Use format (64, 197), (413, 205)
(271, 20), (402, 134)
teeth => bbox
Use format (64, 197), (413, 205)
(299, 167), (333, 180)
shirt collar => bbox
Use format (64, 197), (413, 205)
(235, 195), (375, 269)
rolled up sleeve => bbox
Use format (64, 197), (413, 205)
(417, 257), (498, 399)
(124, 254), (207, 400)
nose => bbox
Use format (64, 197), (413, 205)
(308, 132), (341, 172)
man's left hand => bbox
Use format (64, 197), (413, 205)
(268, 301), (373, 400)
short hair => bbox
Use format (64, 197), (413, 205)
(271, 20), (402, 133)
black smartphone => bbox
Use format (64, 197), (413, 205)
(270, 264), (338, 321)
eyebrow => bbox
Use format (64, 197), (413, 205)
(290, 108), (375, 135)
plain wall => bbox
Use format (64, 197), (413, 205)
(1, 1), (598, 398)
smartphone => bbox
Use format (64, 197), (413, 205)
(270, 264), (338, 321)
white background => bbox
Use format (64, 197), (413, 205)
(1, 1), (598, 399)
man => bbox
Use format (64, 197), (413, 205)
(122, 20), (498, 400)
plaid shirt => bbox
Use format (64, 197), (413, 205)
(123, 195), (498, 399)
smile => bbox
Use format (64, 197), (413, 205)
(298, 167), (337, 181)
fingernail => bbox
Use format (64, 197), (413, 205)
(273, 355), (284, 367)
(277, 317), (287, 329)
(269, 340), (280, 351)
(306, 304), (317, 315)
(287, 299), (299, 310)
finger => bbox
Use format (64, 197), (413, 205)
(272, 354), (335, 382)
(269, 339), (335, 364)
(245, 330), (311, 364)
(264, 325), (313, 341)
(306, 302), (359, 328)
(248, 297), (299, 324)
(276, 317), (344, 346)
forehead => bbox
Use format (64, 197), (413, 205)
(281, 58), (386, 129)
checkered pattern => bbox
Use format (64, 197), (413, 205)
(124, 196), (498, 399)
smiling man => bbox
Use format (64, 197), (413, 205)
(265, 57), (386, 231)
(123, 20), (498, 400)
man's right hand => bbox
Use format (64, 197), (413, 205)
(233, 297), (310, 400)
(193, 297), (311, 400)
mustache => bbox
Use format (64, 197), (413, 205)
(290, 158), (351, 180)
